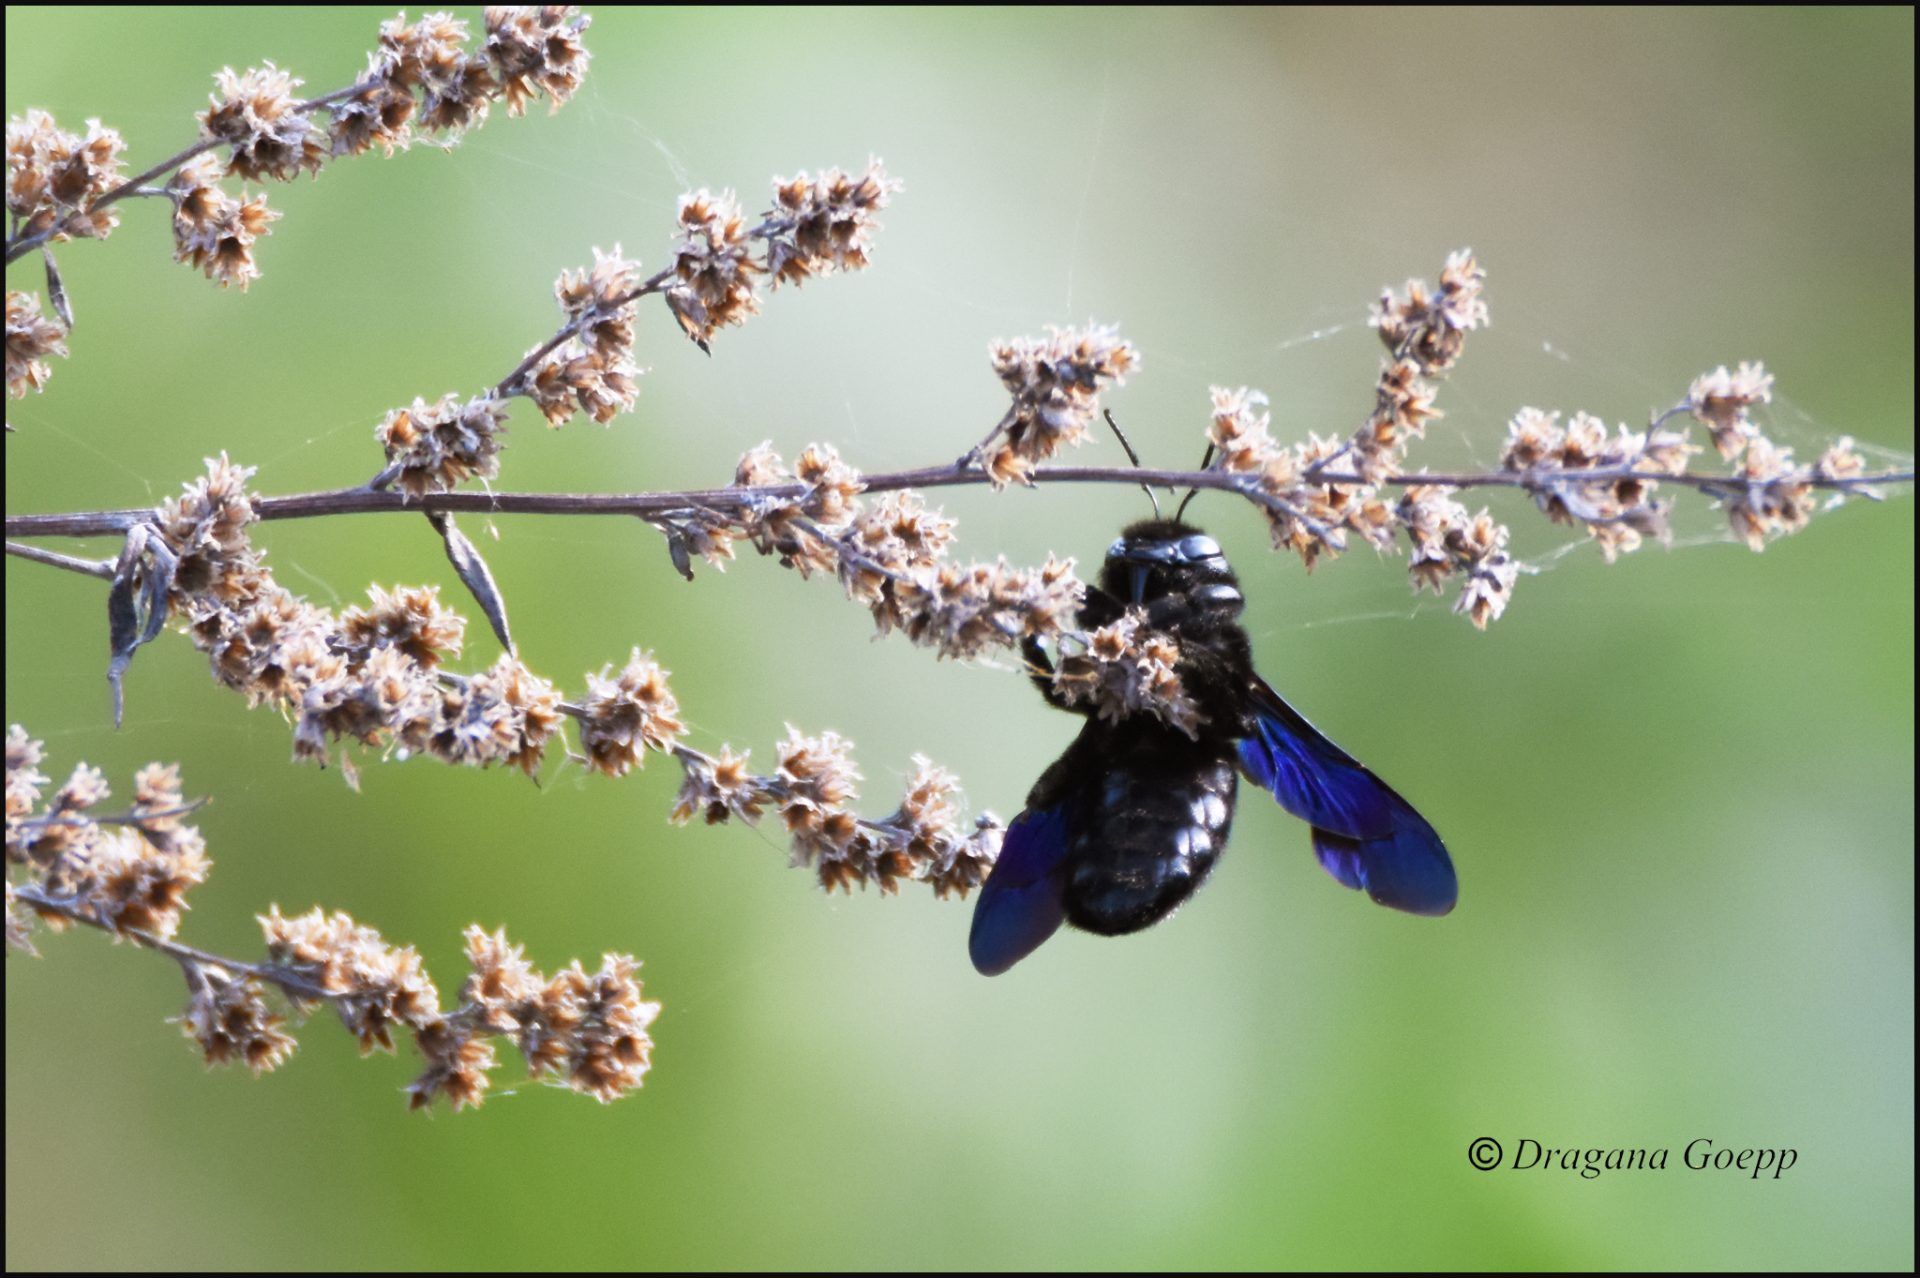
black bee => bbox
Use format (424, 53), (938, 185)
(969, 518), (1456, 975)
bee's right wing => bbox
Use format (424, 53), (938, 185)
(968, 806), (1072, 976)
(1238, 675), (1457, 916)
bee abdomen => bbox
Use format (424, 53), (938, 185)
(1062, 756), (1238, 936)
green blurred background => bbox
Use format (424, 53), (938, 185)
(6, 7), (1912, 1270)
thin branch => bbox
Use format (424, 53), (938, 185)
(6, 460), (1910, 543)
(5, 539), (117, 577)
(12, 881), (336, 1003)
(490, 264), (676, 399)
(1314, 463), (1912, 496)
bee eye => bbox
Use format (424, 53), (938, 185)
(1176, 534), (1222, 560)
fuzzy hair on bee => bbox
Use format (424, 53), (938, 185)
(969, 518), (1456, 976)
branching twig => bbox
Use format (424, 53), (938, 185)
(5, 729), (661, 1110)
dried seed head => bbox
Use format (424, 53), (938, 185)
(669, 189), (762, 349)
(1688, 361), (1774, 459)
(375, 394), (510, 496)
(578, 648), (686, 778)
(6, 290), (68, 399)
(483, 5), (593, 118)
(200, 63), (327, 182)
(1372, 248), (1486, 374)
(184, 971), (297, 1075)
(766, 159), (900, 286)
(5, 109), (126, 241)
(987, 325), (1139, 485)
(166, 155), (280, 290)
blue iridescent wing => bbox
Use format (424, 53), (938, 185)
(968, 806), (1072, 976)
(1237, 676), (1456, 915)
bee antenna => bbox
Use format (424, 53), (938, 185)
(1173, 442), (1214, 523)
(1101, 409), (1162, 518)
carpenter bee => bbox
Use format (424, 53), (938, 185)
(969, 519), (1457, 975)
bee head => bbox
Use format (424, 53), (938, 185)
(1101, 519), (1243, 611)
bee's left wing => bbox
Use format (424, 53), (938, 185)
(1238, 676), (1457, 916)
(968, 806), (1072, 976)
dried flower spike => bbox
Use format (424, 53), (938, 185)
(6, 290), (68, 398)
(986, 325), (1139, 485)
(1688, 361), (1774, 459)
(766, 159), (901, 286)
(4, 109), (126, 243)
(199, 63), (327, 182)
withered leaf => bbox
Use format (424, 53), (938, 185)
(105, 525), (176, 727)
(429, 511), (513, 655)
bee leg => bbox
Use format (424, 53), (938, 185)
(1076, 584), (1127, 628)
(1026, 583), (1129, 713)
(1022, 635), (1079, 710)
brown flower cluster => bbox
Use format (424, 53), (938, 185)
(1397, 486), (1521, 630)
(985, 325), (1140, 485)
(1206, 385), (1397, 570)
(1196, 254), (1891, 620)
(1199, 386), (1517, 623)
(3, 728), (291, 1076)
(1050, 612), (1203, 737)
(261, 905), (441, 1055)
(5, 725), (208, 948)
(458, 926), (660, 1106)
(1674, 360), (1864, 550)
(577, 648), (686, 778)
(481, 5), (595, 119)
(380, 222), (638, 486)
(199, 63), (327, 182)
(142, 456), (581, 775)
(723, 442), (1086, 660)
(876, 555), (1086, 662)
(180, 966), (299, 1077)
(166, 153), (282, 290)
(1498, 408), (1696, 562)
(671, 733), (1001, 899)
(332, 6), (592, 157)
(1372, 247), (1488, 374)
(1193, 252), (1521, 623)
(766, 162), (902, 286)
(523, 246), (643, 428)
(840, 490), (958, 601)
(375, 393), (513, 496)
(261, 909), (659, 1110)
(1352, 249), (1486, 482)
(1497, 361), (1874, 558)
(669, 190), (762, 350)
(5, 109), (126, 245)
(666, 160), (898, 350)
(421, 655), (565, 776)
(1687, 361), (1775, 459)
(179, 10), (588, 288)
(730, 440), (866, 572)
(352, 10), (491, 141)
(6, 289), (68, 399)
(5, 109), (125, 393)
(1202, 343), (1879, 624)
(128, 458), (706, 781)
(1722, 435), (1869, 552)
(5, 9), (589, 327)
